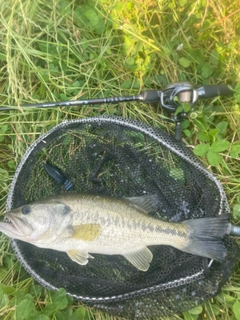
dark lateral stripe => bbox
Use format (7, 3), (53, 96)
(141, 224), (154, 232)
(155, 225), (187, 238)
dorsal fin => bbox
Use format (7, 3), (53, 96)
(126, 194), (158, 214)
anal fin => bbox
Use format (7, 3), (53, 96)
(67, 250), (93, 265)
(123, 247), (153, 271)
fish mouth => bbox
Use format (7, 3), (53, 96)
(2, 214), (32, 239)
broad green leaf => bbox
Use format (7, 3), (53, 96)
(0, 124), (8, 133)
(132, 78), (140, 89)
(179, 0), (187, 6)
(188, 48), (205, 64)
(125, 57), (135, 66)
(35, 315), (50, 320)
(0, 288), (9, 309)
(174, 105), (184, 115)
(0, 294), (9, 309)
(7, 160), (16, 170)
(16, 299), (39, 319)
(181, 119), (190, 129)
(84, 9), (99, 27)
(0, 168), (9, 178)
(29, 284), (45, 297)
(69, 307), (86, 320)
(43, 290), (68, 315)
(161, 46), (171, 56)
(201, 63), (214, 79)
(183, 129), (191, 137)
(230, 145), (240, 158)
(182, 312), (192, 320)
(55, 311), (65, 320)
(211, 140), (230, 152)
(198, 131), (210, 142)
(224, 293), (235, 302)
(14, 290), (32, 304)
(0, 284), (15, 295)
(52, 288), (68, 310)
(121, 80), (132, 89)
(179, 57), (191, 68)
(182, 311), (197, 320)
(207, 150), (221, 166)
(233, 300), (240, 320)
(216, 121), (228, 134)
(233, 204), (240, 217)
(208, 128), (219, 138)
(193, 144), (210, 156)
(181, 102), (191, 113)
(188, 305), (203, 315)
(43, 303), (57, 316)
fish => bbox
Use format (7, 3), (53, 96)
(0, 193), (231, 271)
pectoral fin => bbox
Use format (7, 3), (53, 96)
(67, 250), (93, 265)
(72, 224), (101, 241)
(123, 247), (153, 271)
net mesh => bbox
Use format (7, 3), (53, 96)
(6, 116), (239, 319)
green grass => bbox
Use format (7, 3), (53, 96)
(0, 0), (240, 319)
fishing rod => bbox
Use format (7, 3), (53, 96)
(0, 82), (235, 139)
(0, 82), (235, 111)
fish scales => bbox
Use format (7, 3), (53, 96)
(61, 194), (188, 248)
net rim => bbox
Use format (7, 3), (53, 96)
(6, 115), (229, 302)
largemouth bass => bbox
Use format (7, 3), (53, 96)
(0, 193), (231, 271)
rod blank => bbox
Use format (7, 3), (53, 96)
(0, 90), (162, 111)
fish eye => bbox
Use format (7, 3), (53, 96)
(21, 206), (31, 215)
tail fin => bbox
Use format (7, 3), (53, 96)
(182, 215), (231, 261)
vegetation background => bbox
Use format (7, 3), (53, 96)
(0, 0), (240, 319)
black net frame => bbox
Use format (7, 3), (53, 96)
(6, 116), (239, 319)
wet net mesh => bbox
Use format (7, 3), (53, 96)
(6, 116), (239, 319)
